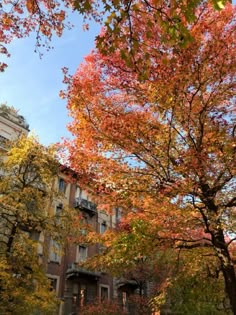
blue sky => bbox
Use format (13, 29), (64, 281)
(0, 12), (100, 145)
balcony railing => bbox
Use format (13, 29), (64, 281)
(66, 263), (100, 279)
(74, 198), (97, 216)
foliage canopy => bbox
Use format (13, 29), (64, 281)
(0, 135), (73, 314)
(0, 0), (231, 71)
(64, 3), (236, 313)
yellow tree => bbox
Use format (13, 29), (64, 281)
(64, 3), (236, 314)
(0, 135), (73, 314)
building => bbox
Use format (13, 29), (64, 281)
(0, 104), (117, 315)
(47, 172), (116, 315)
(0, 104), (29, 145)
(0, 104), (152, 315)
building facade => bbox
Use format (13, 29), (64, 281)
(0, 104), (29, 141)
(47, 172), (116, 315)
(0, 104), (117, 315)
(0, 104), (149, 315)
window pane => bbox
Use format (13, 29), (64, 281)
(100, 222), (107, 234)
(100, 286), (109, 301)
(76, 245), (87, 262)
(80, 288), (86, 307)
(50, 239), (61, 262)
(49, 278), (57, 291)
(115, 208), (122, 224)
(58, 178), (66, 193)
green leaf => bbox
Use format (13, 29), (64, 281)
(213, 0), (226, 10)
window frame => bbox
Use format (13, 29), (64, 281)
(49, 239), (61, 263)
(46, 274), (60, 295)
(58, 177), (67, 194)
(76, 245), (88, 263)
(99, 284), (110, 302)
(100, 221), (107, 234)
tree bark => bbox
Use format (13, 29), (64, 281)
(222, 264), (236, 315)
(212, 229), (236, 315)
(6, 223), (17, 254)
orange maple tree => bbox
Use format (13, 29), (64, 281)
(64, 2), (236, 313)
(0, 0), (230, 71)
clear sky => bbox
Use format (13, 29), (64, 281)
(0, 12), (100, 146)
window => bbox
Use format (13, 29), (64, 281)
(47, 274), (60, 295)
(0, 135), (8, 149)
(80, 216), (88, 236)
(122, 292), (128, 311)
(100, 285), (109, 301)
(76, 245), (87, 262)
(0, 135), (7, 142)
(37, 232), (44, 255)
(58, 178), (66, 194)
(75, 186), (81, 198)
(50, 239), (61, 263)
(79, 285), (87, 307)
(55, 204), (63, 222)
(56, 204), (63, 215)
(100, 221), (107, 234)
(49, 278), (57, 291)
(115, 208), (122, 224)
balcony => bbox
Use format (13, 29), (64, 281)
(74, 198), (97, 216)
(0, 135), (8, 150)
(116, 278), (139, 289)
(66, 263), (100, 280)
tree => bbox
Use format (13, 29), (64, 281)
(80, 299), (126, 315)
(83, 213), (230, 313)
(0, 135), (73, 314)
(0, 0), (66, 72)
(64, 3), (236, 314)
(0, 0), (230, 72)
(165, 266), (229, 314)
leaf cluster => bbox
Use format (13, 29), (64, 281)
(65, 3), (236, 313)
(0, 0), (230, 71)
(0, 134), (75, 314)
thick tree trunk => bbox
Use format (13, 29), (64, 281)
(222, 264), (236, 315)
(6, 223), (17, 253)
(212, 230), (236, 315)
